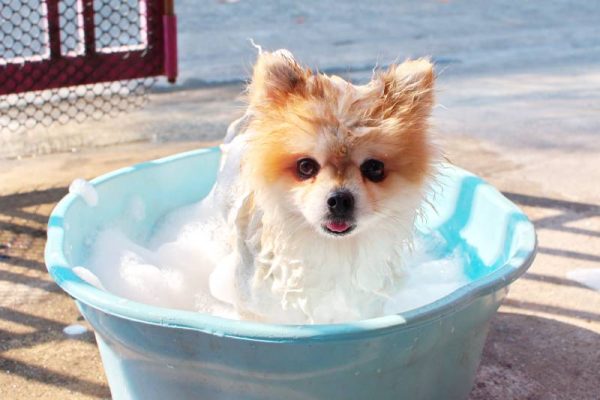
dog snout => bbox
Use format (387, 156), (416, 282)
(327, 190), (355, 217)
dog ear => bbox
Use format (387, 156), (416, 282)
(373, 59), (435, 126)
(249, 50), (308, 107)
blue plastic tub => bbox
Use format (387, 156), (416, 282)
(45, 147), (536, 400)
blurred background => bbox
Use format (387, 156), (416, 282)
(0, 1), (599, 399)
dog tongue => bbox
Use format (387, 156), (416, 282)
(326, 221), (350, 233)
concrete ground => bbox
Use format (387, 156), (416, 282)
(1, 0), (599, 399)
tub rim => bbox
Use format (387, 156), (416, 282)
(45, 147), (537, 343)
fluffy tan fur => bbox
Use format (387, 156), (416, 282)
(243, 50), (435, 214)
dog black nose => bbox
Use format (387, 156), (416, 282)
(327, 190), (355, 217)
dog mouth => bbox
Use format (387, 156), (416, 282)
(323, 220), (355, 236)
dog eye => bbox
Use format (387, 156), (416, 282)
(360, 159), (385, 182)
(297, 158), (320, 180)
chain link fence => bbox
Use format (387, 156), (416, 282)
(0, 0), (171, 135)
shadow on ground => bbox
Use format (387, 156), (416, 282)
(0, 186), (111, 398)
(471, 312), (600, 400)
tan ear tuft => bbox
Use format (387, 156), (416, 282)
(389, 58), (434, 91)
(375, 58), (435, 122)
(249, 50), (308, 107)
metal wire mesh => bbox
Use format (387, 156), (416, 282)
(0, 0), (166, 134)
(0, 79), (153, 132)
(1, 0), (48, 61)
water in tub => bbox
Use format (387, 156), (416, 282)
(74, 136), (469, 324)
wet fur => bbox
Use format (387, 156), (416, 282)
(210, 50), (437, 323)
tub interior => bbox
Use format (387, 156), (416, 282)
(46, 147), (534, 322)
(49, 148), (221, 271)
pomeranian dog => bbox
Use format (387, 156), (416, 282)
(207, 49), (437, 324)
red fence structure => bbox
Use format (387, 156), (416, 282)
(0, 0), (177, 131)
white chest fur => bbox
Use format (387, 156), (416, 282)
(206, 135), (419, 324)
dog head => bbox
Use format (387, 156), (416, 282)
(243, 50), (436, 238)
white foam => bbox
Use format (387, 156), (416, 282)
(84, 210), (468, 323)
(73, 266), (105, 290)
(63, 324), (88, 336)
(69, 178), (98, 207)
(567, 268), (600, 292)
